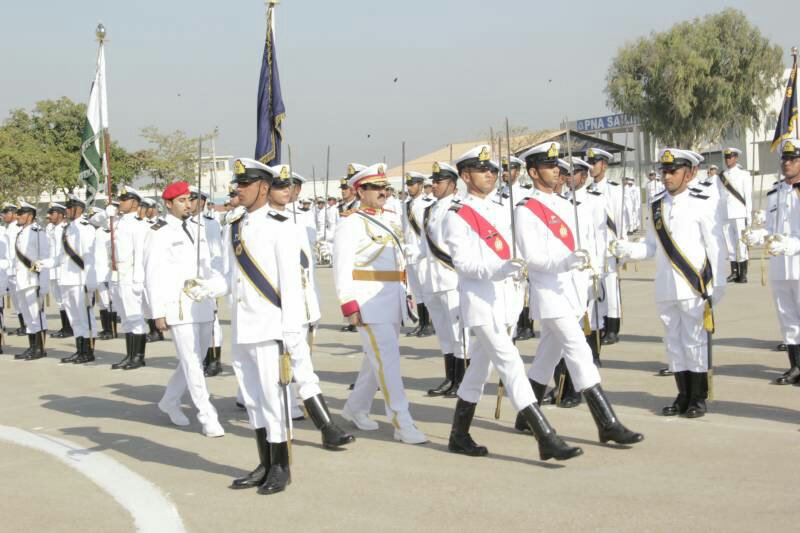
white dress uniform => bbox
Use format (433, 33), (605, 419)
(333, 164), (425, 443)
(41, 216), (97, 341)
(401, 185), (434, 305)
(443, 193), (534, 408)
(109, 209), (149, 335)
(588, 175), (623, 323)
(420, 191), (467, 360)
(45, 220), (66, 311)
(645, 177), (666, 219)
(496, 179), (529, 328)
(743, 140), (800, 382)
(4, 217), (24, 332)
(145, 211), (223, 435)
(624, 181), (641, 233)
(13, 221), (49, 334)
(515, 188), (601, 392)
(616, 148), (726, 418)
(690, 172), (724, 224)
(190, 213), (224, 352)
(719, 158), (753, 262)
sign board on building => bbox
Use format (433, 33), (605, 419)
(575, 113), (639, 133)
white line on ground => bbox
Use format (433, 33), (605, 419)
(0, 425), (185, 533)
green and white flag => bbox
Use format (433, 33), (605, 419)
(78, 44), (108, 206)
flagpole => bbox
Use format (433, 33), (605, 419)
(96, 23), (117, 273)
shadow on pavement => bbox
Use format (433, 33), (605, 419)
(59, 425), (247, 478)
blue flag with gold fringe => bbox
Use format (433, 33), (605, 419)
(771, 54), (798, 152)
(255, 5), (285, 165)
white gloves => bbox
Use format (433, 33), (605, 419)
(283, 331), (304, 356)
(105, 204), (118, 217)
(767, 235), (800, 256)
(609, 240), (633, 259)
(741, 228), (767, 247)
(562, 249), (590, 271)
(494, 258), (526, 281)
(184, 278), (212, 301)
(752, 209), (766, 226)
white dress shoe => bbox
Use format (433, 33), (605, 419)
(394, 424), (427, 444)
(202, 420), (225, 438)
(158, 400), (190, 427)
(341, 406), (379, 431)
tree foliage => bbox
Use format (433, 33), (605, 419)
(0, 97), (140, 202)
(606, 8), (784, 147)
(138, 126), (203, 192)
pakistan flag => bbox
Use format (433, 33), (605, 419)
(78, 44), (108, 206)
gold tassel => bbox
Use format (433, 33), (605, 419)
(582, 313), (591, 336)
(279, 351), (294, 465)
(703, 302), (714, 333)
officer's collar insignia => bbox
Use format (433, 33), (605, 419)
(661, 150), (674, 164)
(234, 159), (246, 175)
(478, 147), (490, 162)
(280, 166), (290, 180)
(433, 162), (441, 173)
(547, 143), (558, 158)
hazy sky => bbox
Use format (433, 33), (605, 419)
(2, 0), (797, 179)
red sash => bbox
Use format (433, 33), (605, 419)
(522, 197), (575, 252)
(454, 204), (510, 260)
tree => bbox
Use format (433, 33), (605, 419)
(605, 9), (784, 147)
(0, 97), (139, 200)
(138, 126), (203, 192)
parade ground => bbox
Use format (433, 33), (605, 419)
(0, 253), (796, 533)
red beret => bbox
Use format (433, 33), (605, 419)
(162, 181), (190, 200)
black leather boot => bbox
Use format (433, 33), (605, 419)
(775, 345), (800, 385)
(205, 346), (222, 377)
(230, 428), (270, 489)
(406, 303), (425, 337)
(726, 261), (739, 283)
(518, 404), (583, 461)
(662, 371), (690, 416)
(553, 361), (581, 408)
(112, 333), (133, 369)
(777, 343), (788, 351)
(16, 314), (26, 336)
(415, 304), (434, 337)
(146, 319), (163, 342)
(74, 337), (95, 364)
(685, 372), (708, 418)
(445, 358), (468, 398)
(51, 310), (73, 338)
(658, 367), (674, 376)
(98, 310), (113, 340)
(514, 308), (534, 341)
(304, 394), (355, 449)
(448, 399), (488, 456)
(737, 261), (748, 283)
(515, 379), (548, 432)
(61, 337), (83, 363)
(25, 331), (47, 360)
(111, 312), (119, 338)
(258, 442), (291, 495)
(340, 324), (356, 332)
(122, 334), (147, 370)
(427, 353), (455, 396)
(15, 334), (35, 359)
(583, 384), (643, 444)
(601, 318), (619, 345)
(586, 331), (602, 367)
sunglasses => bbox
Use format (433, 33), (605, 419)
(361, 183), (387, 191)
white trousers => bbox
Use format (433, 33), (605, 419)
(232, 340), (289, 443)
(61, 285), (97, 339)
(97, 283), (111, 310)
(601, 270), (621, 319)
(723, 218), (749, 261)
(407, 263), (425, 304)
(17, 287), (47, 334)
(160, 322), (219, 425)
(344, 323), (413, 429)
(288, 324), (323, 415)
(771, 280), (800, 344)
(51, 283), (63, 309)
(529, 316), (601, 391)
(457, 321), (535, 412)
(656, 297), (709, 372)
(110, 282), (147, 334)
(211, 313), (222, 348)
(426, 289), (468, 359)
